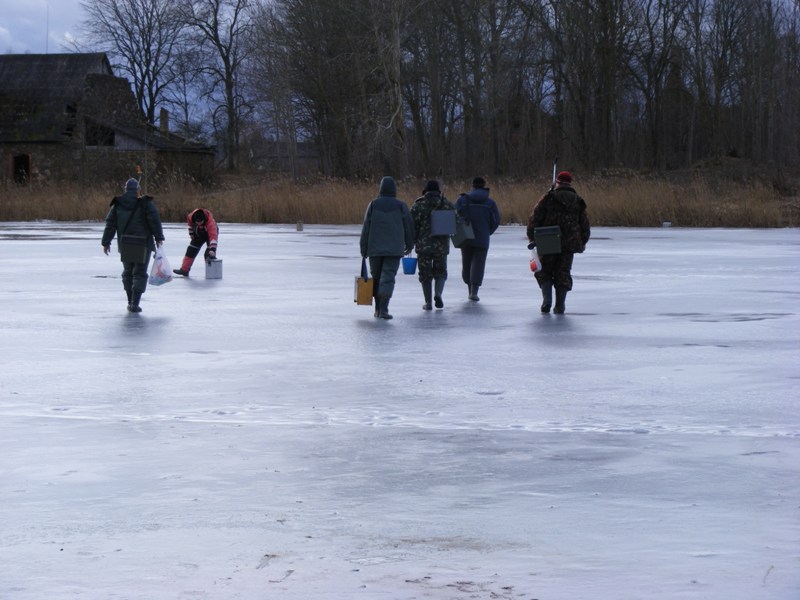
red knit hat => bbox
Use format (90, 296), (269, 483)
(556, 171), (572, 184)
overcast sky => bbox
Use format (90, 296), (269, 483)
(0, 0), (86, 55)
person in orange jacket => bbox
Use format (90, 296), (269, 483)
(173, 208), (219, 276)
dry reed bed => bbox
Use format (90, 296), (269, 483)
(0, 177), (793, 227)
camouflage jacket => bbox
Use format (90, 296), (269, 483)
(527, 185), (590, 253)
(410, 191), (455, 256)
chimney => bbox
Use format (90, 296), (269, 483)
(159, 108), (169, 135)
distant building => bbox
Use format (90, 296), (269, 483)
(0, 52), (214, 186)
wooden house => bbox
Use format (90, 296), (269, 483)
(0, 53), (214, 187)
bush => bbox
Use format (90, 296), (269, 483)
(0, 174), (795, 227)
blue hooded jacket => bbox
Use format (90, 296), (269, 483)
(360, 176), (415, 257)
(455, 186), (500, 249)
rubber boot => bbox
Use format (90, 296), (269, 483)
(554, 287), (568, 314)
(422, 280), (433, 310)
(173, 255), (194, 276)
(125, 287), (132, 311)
(129, 289), (143, 313)
(468, 284), (480, 301)
(434, 278), (445, 309)
(378, 295), (393, 320)
(540, 283), (553, 313)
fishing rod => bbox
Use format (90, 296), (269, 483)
(550, 154), (558, 191)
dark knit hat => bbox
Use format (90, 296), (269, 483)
(472, 177), (486, 188)
(423, 179), (440, 193)
(556, 171), (573, 184)
(192, 209), (206, 222)
(125, 178), (140, 192)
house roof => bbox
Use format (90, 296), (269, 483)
(0, 53), (113, 95)
(0, 53), (114, 142)
(0, 53), (212, 153)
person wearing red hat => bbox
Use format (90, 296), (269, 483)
(526, 171), (591, 314)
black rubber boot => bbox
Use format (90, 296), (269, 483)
(129, 289), (143, 313)
(422, 280), (433, 310)
(125, 287), (132, 311)
(378, 295), (393, 320)
(468, 284), (480, 301)
(540, 283), (553, 313)
(554, 287), (568, 314)
(434, 278), (445, 309)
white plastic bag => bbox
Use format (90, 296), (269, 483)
(529, 246), (542, 273)
(148, 245), (173, 286)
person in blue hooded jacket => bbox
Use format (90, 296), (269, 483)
(360, 176), (415, 319)
(455, 177), (500, 301)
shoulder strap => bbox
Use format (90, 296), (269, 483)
(119, 201), (143, 236)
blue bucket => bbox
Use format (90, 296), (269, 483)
(402, 256), (417, 275)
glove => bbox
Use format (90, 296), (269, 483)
(205, 248), (216, 260)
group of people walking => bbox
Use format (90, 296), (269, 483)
(101, 170), (589, 316)
(359, 171), (590, 318)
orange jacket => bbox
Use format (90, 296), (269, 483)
(187, 208), (218, 250)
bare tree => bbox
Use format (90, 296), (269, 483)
(78, 0), (186, 124)
(247, 2), (302, 178)
(627, 0), (691, 169)
(244, 0), (800, 179)
(181, 0), (254, 171)
(161, 45), (212, 141)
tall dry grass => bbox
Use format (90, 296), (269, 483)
(0, 175), (795, 227)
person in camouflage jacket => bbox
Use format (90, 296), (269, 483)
(410, 180), (455, 309)
(526, 171), (591, 314)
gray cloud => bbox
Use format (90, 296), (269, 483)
(0, 0), (84, 54)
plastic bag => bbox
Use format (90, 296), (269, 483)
(529, 246), (542, 273)
(148, 245), (173, 286)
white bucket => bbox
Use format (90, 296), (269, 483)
(205, 259), (223, 279)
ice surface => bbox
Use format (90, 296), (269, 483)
(0, 223), (798, 599)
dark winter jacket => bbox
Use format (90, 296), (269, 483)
(102, 191), (165, 253)
(360, 176), (415, 257)
(455, 187), (500, 249)
(410, 191), (454, 256)
(527, 185), (590, 254)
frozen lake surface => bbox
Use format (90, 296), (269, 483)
(1, 223), (798, 599)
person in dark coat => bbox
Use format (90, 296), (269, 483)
(527, 171), (591, 314)
(454, 177), (500, 301)
(101, 178), (165, 313)
(360, 176), (415, 319)
(410, 179), (455, 310)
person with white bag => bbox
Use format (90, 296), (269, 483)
(526, 171), (591, 314)
(101, 177), (165, 313)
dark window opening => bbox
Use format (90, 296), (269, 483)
(63, 103), (77, 138)
(13, 154), (30, 184)
(85, 120), (115, 146)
